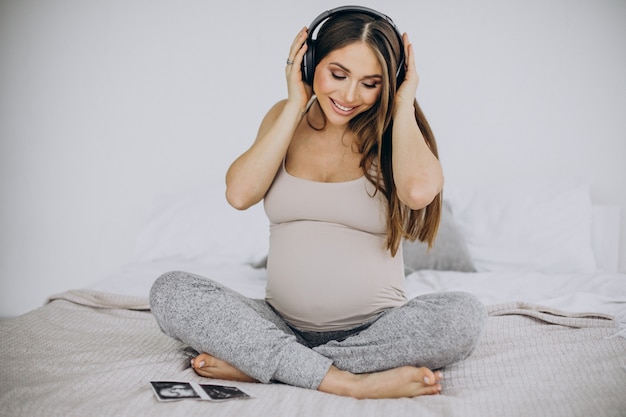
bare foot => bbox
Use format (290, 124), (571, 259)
(190, 352), (257, 383)
(318, 365), (443, 399)
(190, 353), (442, 399)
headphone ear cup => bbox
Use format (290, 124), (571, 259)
(302, 40), (314, 85)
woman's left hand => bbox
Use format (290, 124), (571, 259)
(395, 33), (419, 110)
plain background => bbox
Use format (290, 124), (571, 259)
(1, 0), (625, 317)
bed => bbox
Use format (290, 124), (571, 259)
(1, 180), (625, 417)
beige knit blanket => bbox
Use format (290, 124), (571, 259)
(1, 290), (625, 417)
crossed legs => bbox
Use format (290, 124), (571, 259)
(150, 271), (486, 399)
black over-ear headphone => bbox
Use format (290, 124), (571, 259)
(302, 5), (405, 86)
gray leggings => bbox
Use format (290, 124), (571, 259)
(149, 271), (486, 390)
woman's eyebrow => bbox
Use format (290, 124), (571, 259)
(329, 62), (383, 79)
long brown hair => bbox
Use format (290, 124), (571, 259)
(308, 12), (442, 256)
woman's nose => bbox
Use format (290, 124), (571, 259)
(342, 81), (358, 102)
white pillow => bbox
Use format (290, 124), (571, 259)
(133, 186), (269, 265)
(445, 181), (597, 273)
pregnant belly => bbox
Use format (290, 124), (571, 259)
(265, 221), (406, 332)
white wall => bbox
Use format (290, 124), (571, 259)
(1, 0), (625, 317)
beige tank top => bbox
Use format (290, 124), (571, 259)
(263, 162), (407, 332)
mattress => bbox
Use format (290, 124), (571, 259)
(1, 260), (625, 417)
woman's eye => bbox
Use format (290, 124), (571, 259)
(330, 71), (379, 89)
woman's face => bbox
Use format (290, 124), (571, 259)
(313, 41), (383, 127)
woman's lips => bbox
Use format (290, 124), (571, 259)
(330, 98), (357, 114)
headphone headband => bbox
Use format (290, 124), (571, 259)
(302, 6), (405, 85)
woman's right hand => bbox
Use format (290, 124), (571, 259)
(285, 27), (311, 111)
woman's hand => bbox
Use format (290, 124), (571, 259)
(285, 27), (312, 112)
(395, 33), (419, 112)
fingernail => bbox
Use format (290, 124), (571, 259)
(424, 377), (430, 384)
(190, 358), (194, 366)
(198, 361), (205, 368)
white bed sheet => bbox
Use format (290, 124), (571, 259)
(89, 260), (626, 326)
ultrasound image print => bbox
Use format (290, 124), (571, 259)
(150, 381), (252, 402)
(199, 384), (252, 400)
(151, 381), (200, 401)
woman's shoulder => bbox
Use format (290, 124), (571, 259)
(252, 99), (290, 140)
(268, 99), (289, 114)
(258, 99), (288, 124)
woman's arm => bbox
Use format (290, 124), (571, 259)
(391, 34), (443, 210)
(225, 100), (305, 210)
(225, 28), (310, 210)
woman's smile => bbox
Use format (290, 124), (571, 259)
(330, 98), (358, 114)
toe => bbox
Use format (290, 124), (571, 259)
(418, 367), (437, 386)
(192, 353), (211, 370)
